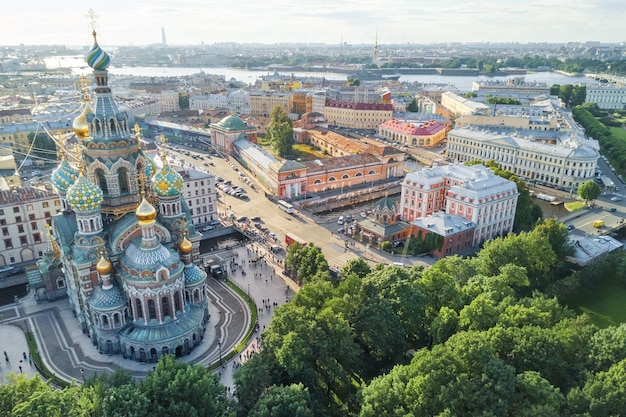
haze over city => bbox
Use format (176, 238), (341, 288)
(3, 0), (625, 47)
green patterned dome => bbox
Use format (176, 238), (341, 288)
(88, 284), (127, 310)
(152, 164), (183, 197)
(51, 159), (79, 194)
(67, 174), (103, 212)
(85, 32), (111, 70)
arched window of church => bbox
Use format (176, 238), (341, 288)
(109, 118), (117, 135)
(102, 315), (109, 329)
(148, 299), (156, 320)
(135, 299), (143, 319)
(162, 296), (170, 318)
(94, 119), (101, 135)
(96, 169), (109, 195)
(174, 292), (181, 312)
(118, 168), (129, 194)
(89, 219), (95, 231)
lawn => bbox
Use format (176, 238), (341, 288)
(569, 280), (626, 328)
(609, 126), (626, 142)
(564, 201), (585, 212)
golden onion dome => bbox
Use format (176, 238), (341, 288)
(179, 235), (193, 254)
(135, 195), (157, 223)
(96, 254), (113, 275)
(72, 102), (93, 139)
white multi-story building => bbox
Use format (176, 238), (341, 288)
(179, 168), (218, 227)
(441, 91), (489, 118)
(401, 163), (518, 246)
(446, 127), (599, 191)
(0, 186), (61, 266)
(189, 94), (228, 111)
(226, 90), (251, 115)
(158, 90), (180, 113)
(585, 85), (626, 110)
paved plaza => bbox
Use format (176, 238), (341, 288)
(0, 240), (294, 389)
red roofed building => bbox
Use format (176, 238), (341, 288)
(378, 119), (450, 147)
(324, 99), (393, 129)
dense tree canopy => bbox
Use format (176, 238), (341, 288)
(267, 106), (294, 158)
(3, 218), (626, 416)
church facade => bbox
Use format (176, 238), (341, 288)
(48, 30), (210, 362)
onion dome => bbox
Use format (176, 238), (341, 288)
(85, 31), (111, 70)
(66, 174), (103, 212)
(183, 263), (207, 286)
(51, 159), (79, 194)
(179, 235), (193, 254)
(72, 101), (93, 139)
(88, 284), (127, 310)
(152, 164), (183, 197)
(96, 254), (113, 275)
(135, 195), (157, 223)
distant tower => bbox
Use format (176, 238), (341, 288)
(373, 27), (379, 67)
(162, 27), (167, 46)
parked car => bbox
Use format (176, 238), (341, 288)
(337, 216), (344, 225)
(608, 207), (617, 212)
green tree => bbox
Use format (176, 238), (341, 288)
(340, 258), (371, 279)
(267, 106), (294, 157)
(248, 383), (316, 417)
(346, 77), (360, 87)
(285, 243), (329, 285)
(406, 98), (419, 112)
(178, 92), (190, 110)
(559, 84), (574, 107)
(27, 132), (58, 162)
(577, 180), (601, 205)
(141, 355), (233, 417)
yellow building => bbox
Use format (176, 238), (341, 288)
(323, 100), (393, 129)
(249, 93), (290, 116)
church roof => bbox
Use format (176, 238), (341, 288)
(184, 263), (207, 286)
(88, 283), (127, 310)
(51, 159), (79, 195)
(66, 174), (103, 213)
(377, 195), (396, 211)
(213, 114), (251, 131)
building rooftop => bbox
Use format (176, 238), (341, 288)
(379, 119), (448, 136)
(412, 212), (476, 237)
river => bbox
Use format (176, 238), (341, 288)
(46, 56), (596, 92)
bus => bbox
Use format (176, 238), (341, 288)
(285, 232), (307, 247)
(277, 200), (295, 214)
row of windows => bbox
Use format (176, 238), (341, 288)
(311, 170), (377, 184)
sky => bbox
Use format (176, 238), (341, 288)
(3, 0), (624, 46)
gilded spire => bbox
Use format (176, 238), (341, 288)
(158, 133), (169, 164)
(45, 223), (61, 259)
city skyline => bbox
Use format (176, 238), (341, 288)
(2, 0), (625, 47)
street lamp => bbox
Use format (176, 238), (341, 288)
(218, 340), (222, 366)
(80, 368), (84, 381)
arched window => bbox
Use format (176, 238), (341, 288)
(162, 296), (170, 318)
(102, 315), (109, 328)
(135, 299), (143, 319)
(96, 169), (109, 195)
(328, 177), (336, 182)
(355, 172), (363, 177)
(118, 168), (129, 194)
(148, 299), (156, 320)
(342, 174), (349, 179)
(313, 179), (322, 184)
(174, 292), (182, 312)
(109, 118), (117, 135)
(368, 170), (376, 175)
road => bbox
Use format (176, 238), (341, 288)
(168, 144), (434, 270)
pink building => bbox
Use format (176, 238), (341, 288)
(378, 119), (449, 147)
(401, 162), (519, 248)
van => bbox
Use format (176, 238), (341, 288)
(337, 216), (344, 225)
(592, 220), (605, 228)
(270, 245), (281, 253)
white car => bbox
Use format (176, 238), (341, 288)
(610, 196), (622, 202)
(337, 216), (344, 225)
(360, 212), (367, 218)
